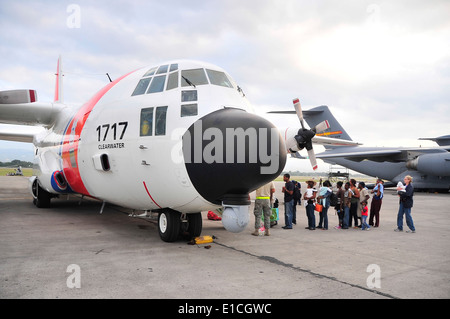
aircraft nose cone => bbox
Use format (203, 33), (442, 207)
(182, 108), (286, 206)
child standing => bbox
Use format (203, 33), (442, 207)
(361, 200), (370, 231)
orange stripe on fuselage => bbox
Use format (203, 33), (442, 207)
(61, 71), (135, 195)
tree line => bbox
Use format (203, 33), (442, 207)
(0, 160), (33, 168)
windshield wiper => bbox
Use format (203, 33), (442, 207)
(182, 76), (196, 88)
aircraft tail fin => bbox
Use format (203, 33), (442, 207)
(54, 55), (63, 103)
(0, 55), (65, 129)
(303, 105), (353, 147)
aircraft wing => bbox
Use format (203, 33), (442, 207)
(0, 90), (64, 143)
(317, 147), (450, 163)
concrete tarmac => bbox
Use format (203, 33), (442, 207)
(0, 176), (449, 299)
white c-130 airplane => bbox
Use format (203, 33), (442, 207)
(0, 57), (356, 242)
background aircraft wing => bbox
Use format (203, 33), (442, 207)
(317, 147), (449, 163)
(317, 149), (403, 162)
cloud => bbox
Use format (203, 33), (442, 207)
(0, 0), (449, 165)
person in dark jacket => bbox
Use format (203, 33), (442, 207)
(395, 175), (416, 233)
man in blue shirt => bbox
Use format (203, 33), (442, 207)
(282, 173), (295, 229)
(369, 178), (384, 227)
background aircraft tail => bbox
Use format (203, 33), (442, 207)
(303, 105), (353, 147)
(419, 135), (450, 147)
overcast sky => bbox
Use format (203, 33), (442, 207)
(1, 0), (449, 171)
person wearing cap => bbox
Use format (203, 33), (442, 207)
(252, 181), (275, 236)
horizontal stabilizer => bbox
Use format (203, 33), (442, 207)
(0, 89), (37, 104)
(0, 130), (35, 143)
(0, 101), (64, 126)
(312, 135), (361, 147)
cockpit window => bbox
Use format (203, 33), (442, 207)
(147, 75), (166, 94)
(134, 65), (233, 96)
(140, 106), (168, 136)
(181, 69), (208, 87)
(132, 78), (152, 96)
(156, 65), (169, 74)
(143, 67), (157, 77)
(206, 69), (234, 88)
(167, 71), (178, 90)
(155, 106), (168, 136)
(140, 107), (154, 136)
(181, 104), (198, 117)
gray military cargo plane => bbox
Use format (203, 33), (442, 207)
(271, 105), (450, 192)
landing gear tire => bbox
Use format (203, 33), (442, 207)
(32, 179), (51, 208)
(158, 210), (181, 242)
(187, 212), (202, 238)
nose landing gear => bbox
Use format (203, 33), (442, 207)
(158, 210), (202, 242)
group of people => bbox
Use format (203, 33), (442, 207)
(252, 173), (416, 236)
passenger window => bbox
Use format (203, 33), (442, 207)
(140, 107), (154, 136)
(132, 78), (152, 96)
(167, 72), (179, 90)
(147, 75), (166, 94)
(155, 106), (168, 136)
(206, 69), (233, 88)
(182, 90), (197, 102)
(181, 69), (208, 87)
(181, 104), (198, 117)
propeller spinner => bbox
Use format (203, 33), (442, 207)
(292, 98), (330, 170)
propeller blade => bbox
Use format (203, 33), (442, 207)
(313, 120), (330, 133)
(292, 98), (305, 129)
(307, 148), (318, 171)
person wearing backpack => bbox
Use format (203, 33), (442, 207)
(334, 181), (345, 229)
(292, 180), (302, 225)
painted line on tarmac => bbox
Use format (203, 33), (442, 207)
(214, 241), (400, 299)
